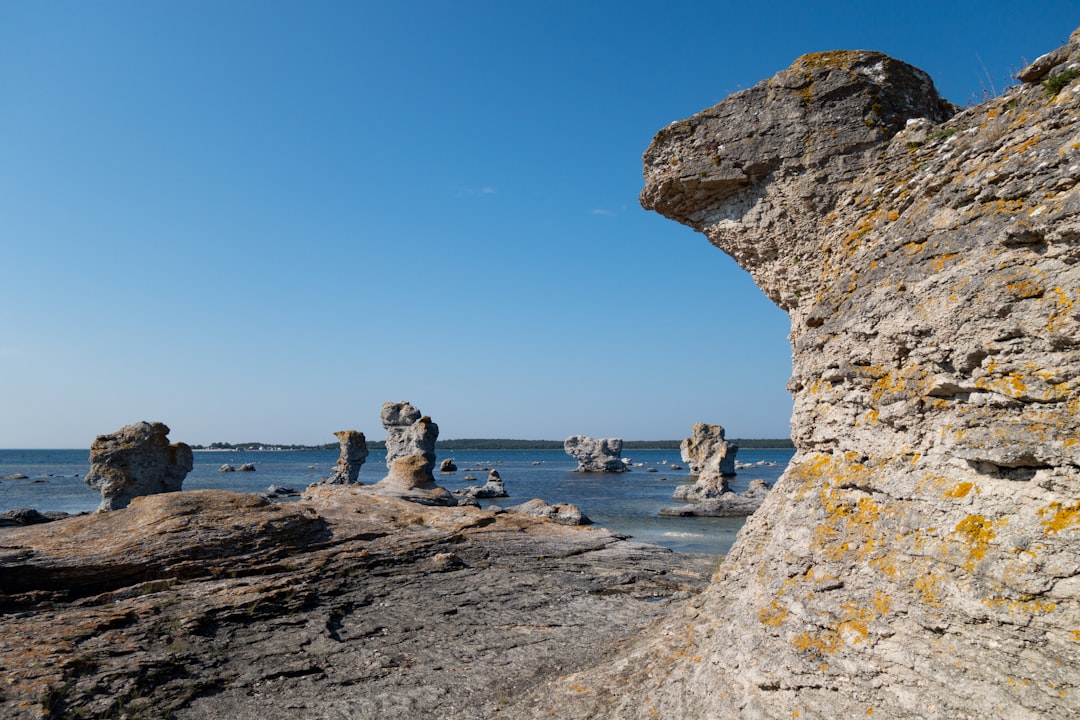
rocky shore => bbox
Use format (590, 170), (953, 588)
(0, 487), (713, 719)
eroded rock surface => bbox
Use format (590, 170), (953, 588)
(0, 488), (710, 719)
(84, 421), (193, 511)
(323, 429), (368, 485)
(364, 403), (454, 505)
(512, 34), (1080, 720)
(680, 422), (738, 476)
(564, 435), (628, 473)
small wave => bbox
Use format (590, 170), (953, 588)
(661, 531), (707, 539)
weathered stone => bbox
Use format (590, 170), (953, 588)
(380, 400), (422, 429)
(564, 435), (628, 472)
(382, 401), (438, 468)
(237, 463), (256, 472)
(453, 469), (508, 499)
(504, 498), (591, 526)
(439, 458), (457, 472)
(680, 422), (739, 476)
(0, 488), (710, 719)
(663, 479), (770, 516)
(323, 430), (368, 484)
(512, 34), (1080, 720)
(671, 470), (729, 501)
(84, 421), (193, 511)
(218, 464), (235, 472)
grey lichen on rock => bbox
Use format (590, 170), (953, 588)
(515, 31), (1080, 720)
(84, 421), (193, 511)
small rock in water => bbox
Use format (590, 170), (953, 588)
(218, 464), (236, 473)
(238, 463), (256, 472)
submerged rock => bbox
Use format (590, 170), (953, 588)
(453, 469), (508, 499)
(662, 479), (770, 517)
(84, 421), (193, 511)
(564, 435), (628, 473)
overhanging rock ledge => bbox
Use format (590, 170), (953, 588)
(514, 32), (1080, 720)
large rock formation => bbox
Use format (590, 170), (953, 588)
(564, 435), (628, 472)
(680, 422), (738, 476)
(324, 430), (368, 484)
(365, 402), (455, 505)
(84, 421), (193, 511)
(514, 33), (1080, 720)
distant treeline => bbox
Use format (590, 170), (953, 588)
(194, 438), (794, 451)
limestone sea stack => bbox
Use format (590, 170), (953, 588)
(84, 421), (193, 511)
(517, 33), (1080, 720)
(680, 422), (738, 476)
(325, 429), (368, 484)
(366, 402), (455, 505)
(564, 435), (629, 472)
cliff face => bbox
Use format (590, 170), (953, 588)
(521, 31), (1080, 720)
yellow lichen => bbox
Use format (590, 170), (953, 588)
(944, 482), (975, 498)
(1038, 501), (1080, 535)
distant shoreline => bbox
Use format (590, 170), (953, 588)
(186, 438), (796, 452)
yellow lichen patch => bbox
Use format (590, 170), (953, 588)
(1071, 629), (1080, 642)
(792, 628), (844, 656)
(933, 252), (959, 272)
(1038, 501), (1080, 535)
(1045, 286), (1076, 333)
(952, 515), (1007, 569)
(1007, 278), (1045, 299)
(944, 482), (975, 498)
(914, 571), (945, 607)
(759, 598), (790, 627)
(983, 596), (1057, 616)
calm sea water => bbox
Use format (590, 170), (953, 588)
(0, 447), (793, 555)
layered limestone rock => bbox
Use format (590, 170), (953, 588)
(564, 435), (628, 472)
(515, 34), (1080, 720)
(324, 430), (368, 484)
(84, 421), (193, 511)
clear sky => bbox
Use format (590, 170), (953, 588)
(2, 1), (1077, 447)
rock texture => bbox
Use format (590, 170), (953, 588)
(502, 498), (591, 526)
(454, 469), (509, 499)
(0, 488), (710, 719)
(512, 35), (1080, 720)
(680, 422), (738, 476)
(84, 421), (193, 511)
(366, 402), (455, 505)
(324, 430), (368, 484)
(564, 435), (628, 473)
(663, 478), (770, 517)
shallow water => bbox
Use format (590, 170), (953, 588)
(0, 447), (793, 555)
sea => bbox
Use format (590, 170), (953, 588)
(0, 447), (794, 556)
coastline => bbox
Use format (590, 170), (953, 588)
(0, 487), (715, 719)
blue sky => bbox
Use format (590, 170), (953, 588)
(2, 1), (1077, 447)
